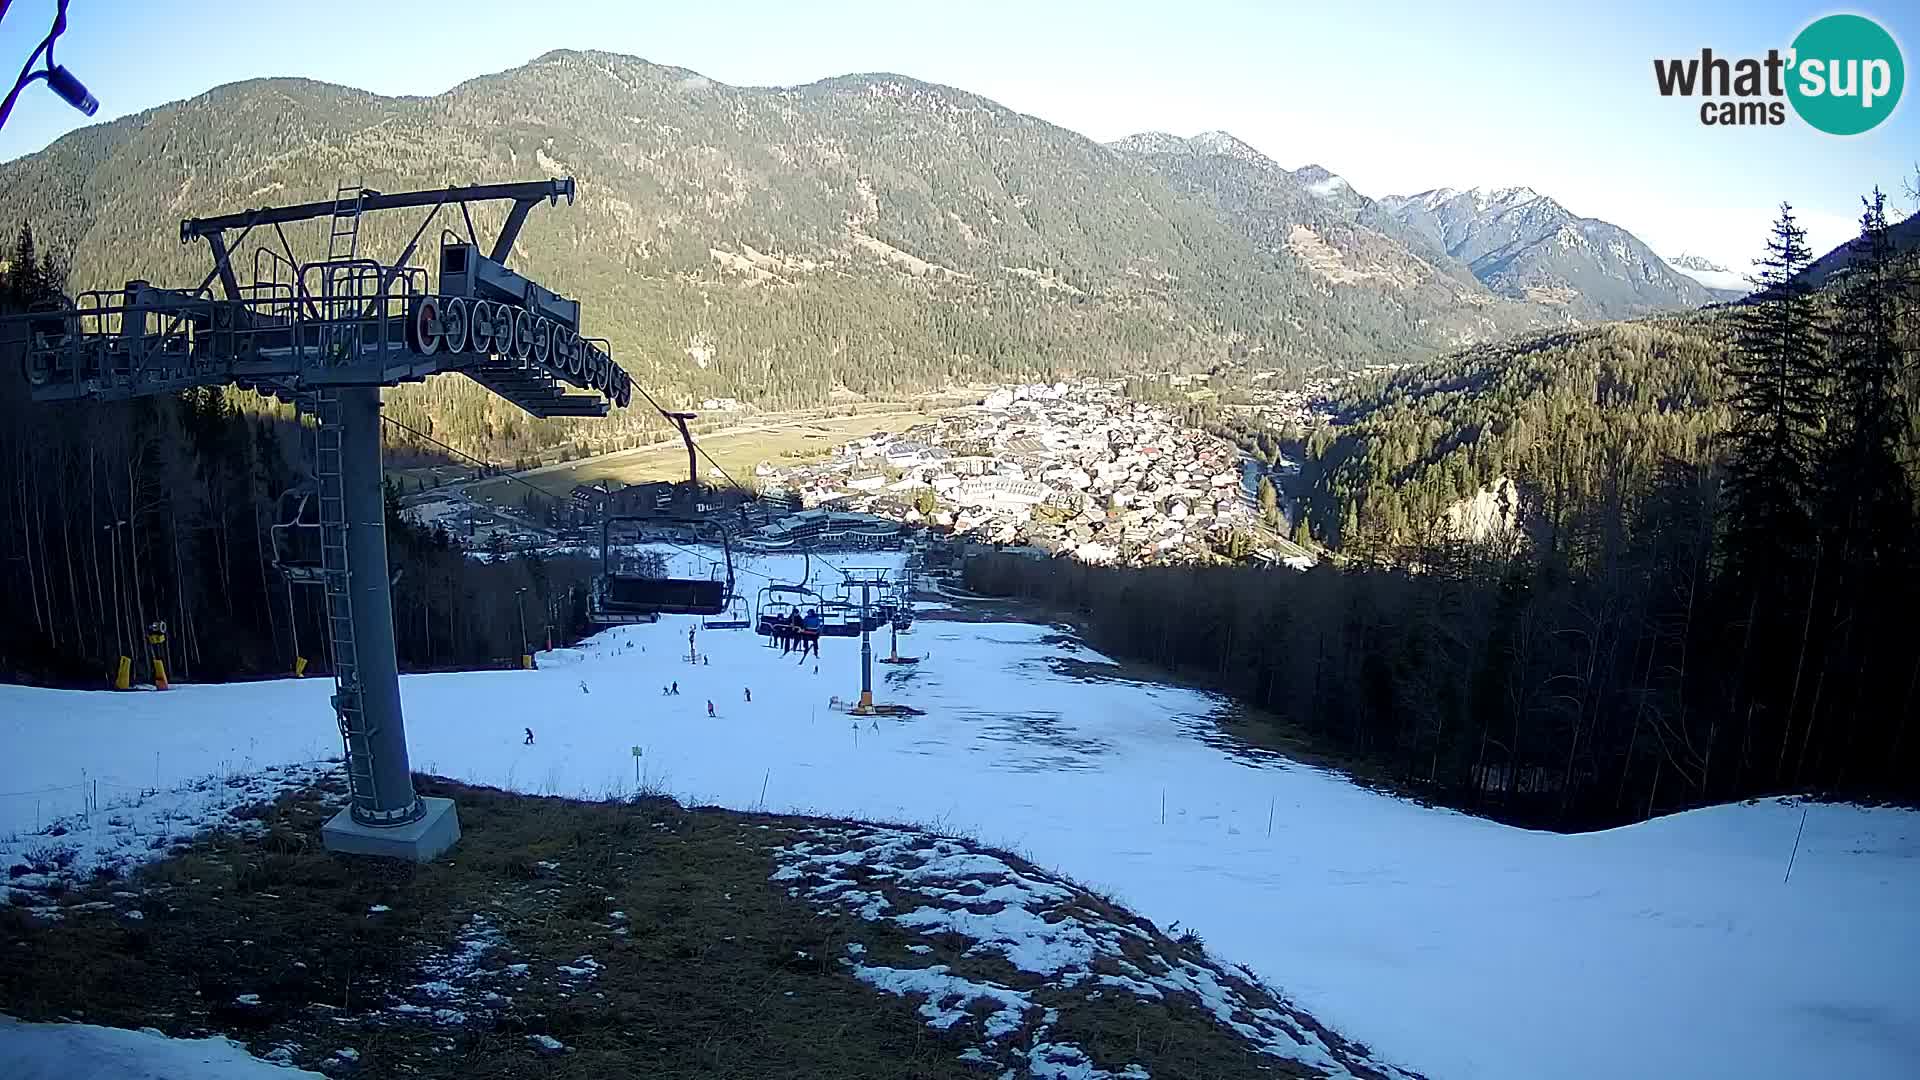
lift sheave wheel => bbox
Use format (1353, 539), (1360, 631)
(512, 308), (534, 361)
(407, 296), (443, 356)
(532, 315), (552, 363)
(468, 299), (495, 355)
(442, 297), (470, 354)
(493, 305), (515, 356)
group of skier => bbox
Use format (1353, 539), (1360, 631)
(772, 609), (823, 661)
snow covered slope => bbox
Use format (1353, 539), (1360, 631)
(0, 1016), (325, 1079)
(3, 608), (1914, 1080)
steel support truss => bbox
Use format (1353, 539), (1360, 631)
(2, 178), (633, 858)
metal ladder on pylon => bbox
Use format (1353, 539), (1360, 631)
(309, 388), (379, 808)
(327, 178), (364, 263)
(320, 179), (367, 364)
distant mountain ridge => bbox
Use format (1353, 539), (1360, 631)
(1665, 253), (1750, 293)
(1374, 186), (1741, 317)
(1799, 213), (1920, 287)
(1105, 129), (1559, 350)
(0, 55), (1730, 420)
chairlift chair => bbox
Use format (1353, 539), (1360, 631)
(269, 487), (326, 584)
(754, 583), (823, 637)
(891, 577), (915, 631)
(817, 599), (865, 638)
(593, 513), (734, 618)
(702, 593), (752, 630)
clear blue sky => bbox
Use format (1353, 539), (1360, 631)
(1, 0), (1912, 269)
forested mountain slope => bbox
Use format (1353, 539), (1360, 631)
(1300, 314), (1732, 554)
(2, 51), (1719, 461)
(1108, 131), (1562, 351)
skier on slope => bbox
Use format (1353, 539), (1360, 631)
(523, 727), (535, 745)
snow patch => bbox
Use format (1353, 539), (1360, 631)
(775, 827), (1414, 1079)
(0, 1015), (326, 1078)
(2, 761), (339, 906)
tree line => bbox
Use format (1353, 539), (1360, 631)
(970, 195), (1919, 828)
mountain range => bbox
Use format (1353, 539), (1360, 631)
(0, 50), (1736, 413)
(1370, 186), (1744, 315)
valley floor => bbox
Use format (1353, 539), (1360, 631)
(1, 593), (1915, 1079)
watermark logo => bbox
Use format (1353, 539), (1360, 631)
(1653, 13), (1903, 134)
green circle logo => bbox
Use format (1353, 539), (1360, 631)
(1787, 14), (1903, 135)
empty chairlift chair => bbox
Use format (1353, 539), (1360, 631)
(703, 593), (752, 630)
(269, 487), (326, 584)
(817, 599), (865, 638)
(591, 514), (734, 620)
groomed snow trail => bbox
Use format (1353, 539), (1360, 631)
(3, 600), (1915, 1080)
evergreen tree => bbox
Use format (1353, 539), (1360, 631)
(1819, 190), (1912, 570)
(1805, 190), (1916, 788)
(1257, 475), (1279, 529)
(1720, 204), (1825, 589)
(4, 223), (44, 307)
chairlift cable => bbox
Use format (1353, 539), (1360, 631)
(629, 379), (852, 582)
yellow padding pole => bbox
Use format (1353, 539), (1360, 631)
(294, 655), (308, 678)
(113, 655), (131, 690)
(151, 658), (169, 691)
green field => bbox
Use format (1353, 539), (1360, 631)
(464, 409), (939, 500)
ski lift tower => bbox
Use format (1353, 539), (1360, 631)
(844, 568), (887, 711)
(5, 177), (633, 861)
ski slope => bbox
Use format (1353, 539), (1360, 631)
(2, 600), (1915, 1080)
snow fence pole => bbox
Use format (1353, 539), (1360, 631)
(1784, 802), (1811, 883)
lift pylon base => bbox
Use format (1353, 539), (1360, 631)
(321, 797), (461, 862)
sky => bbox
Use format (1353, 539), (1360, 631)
(1, 0), (1913, 271)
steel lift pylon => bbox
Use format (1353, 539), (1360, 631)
(5, 177), (632, 860)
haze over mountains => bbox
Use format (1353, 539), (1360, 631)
(0, 50), (1736, 406)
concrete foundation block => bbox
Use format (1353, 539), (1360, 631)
(320, 797), (461, 862)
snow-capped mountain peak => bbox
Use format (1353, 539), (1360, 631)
(1187, 129), (1271, 165)
(1106, 131), (1192, 156)
(1663, 252), (1750, 292)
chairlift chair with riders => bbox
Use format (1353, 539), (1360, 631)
(754, 583), (823, 638)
